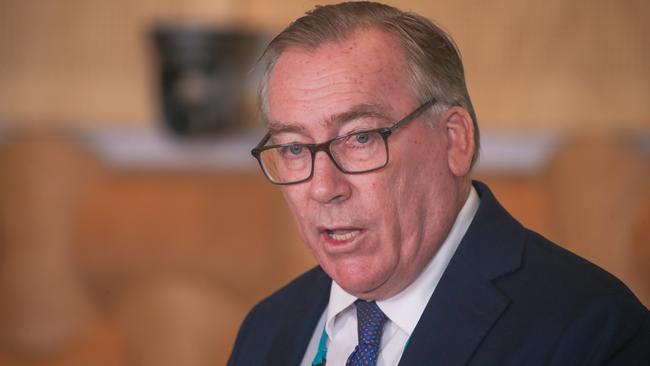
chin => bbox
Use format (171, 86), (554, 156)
(332, 267), (389, 298)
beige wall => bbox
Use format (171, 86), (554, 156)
(0, 0), (648, 131)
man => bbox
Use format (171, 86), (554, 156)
(228, 2), (650, 365)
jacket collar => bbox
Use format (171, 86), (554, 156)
(399, 181), (525, 365)
(265, 267), (331, 365)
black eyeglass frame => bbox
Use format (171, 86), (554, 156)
(251, 99), (437, 185)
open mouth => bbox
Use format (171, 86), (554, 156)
(322, 228), (362, 244)
(327, 229), (359, 241)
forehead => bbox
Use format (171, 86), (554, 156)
(266, 27), (414, 132)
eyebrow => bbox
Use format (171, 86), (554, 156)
(266, 103), (391, 135)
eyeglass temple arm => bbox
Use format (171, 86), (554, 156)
(391, 99), (436, 130)
(251, 133), (271, 156)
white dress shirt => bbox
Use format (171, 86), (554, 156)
(300, 187), (480, 365)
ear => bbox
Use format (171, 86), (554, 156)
(443, 106), (475, 177)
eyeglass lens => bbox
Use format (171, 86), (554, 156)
(259, 130), (388, 184)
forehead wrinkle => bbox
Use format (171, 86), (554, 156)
(329, 103), (392, 127)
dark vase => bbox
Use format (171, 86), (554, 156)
(152, 25), (260, 136)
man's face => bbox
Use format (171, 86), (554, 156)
(266, 27), (469, 300)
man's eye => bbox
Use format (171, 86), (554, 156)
(355, 133), (370, 144)
(288, 145), (304, 155)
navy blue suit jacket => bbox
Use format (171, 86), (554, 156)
(228, 182), (650, 365)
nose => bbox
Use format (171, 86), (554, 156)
(308, 151), (352, 204)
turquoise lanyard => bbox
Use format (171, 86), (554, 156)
(311, 327), (329, 366)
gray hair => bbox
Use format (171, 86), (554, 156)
(258, 1), (480, 165)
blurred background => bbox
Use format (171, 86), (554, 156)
(0, 0), (648, 365)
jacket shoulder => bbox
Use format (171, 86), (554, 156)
(470, 182), (649, 363)
(490, 229), (650, 364)
(521, 229), (641, 304)
(227, 266), (330, 366)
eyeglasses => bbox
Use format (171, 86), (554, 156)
(251, 99), (436, 185)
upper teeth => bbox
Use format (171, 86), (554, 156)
(328, 230), (358, 241)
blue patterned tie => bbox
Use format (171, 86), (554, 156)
(346, 300), (388, 366)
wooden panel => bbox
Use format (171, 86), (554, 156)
(0, 323), (125, 366)
(543, 136), (650, 306)
(73, 171), (310, 300)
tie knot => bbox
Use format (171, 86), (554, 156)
(354, 300), (387, 346)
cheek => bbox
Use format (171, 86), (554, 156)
(281, 187), (312, 232)
(359, 176), (396, 212)
(360, 178), (404, 248)
(387, 141), (452, 243)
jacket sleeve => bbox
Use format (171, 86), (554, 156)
(549, 296), (650, 365)
(604, 310), (650, 366)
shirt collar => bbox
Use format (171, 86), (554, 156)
(325, 186), (480, 337)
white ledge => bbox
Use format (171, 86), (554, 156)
(474, 132), (565, 175)
(80, 128), (261, 172)
(79, 128), (572, 175)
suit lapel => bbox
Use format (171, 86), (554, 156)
(399, 181), (525, 365)
(265, 267), (331, 365)
(398, 257), (510, 365)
